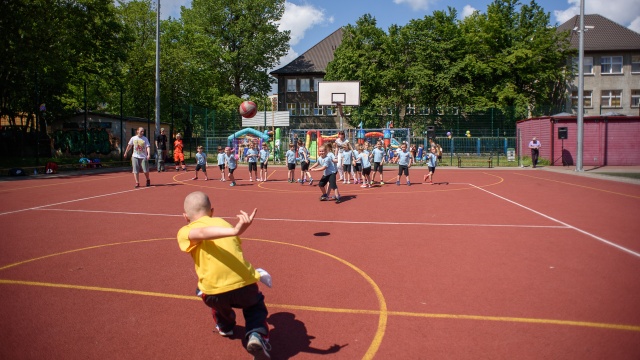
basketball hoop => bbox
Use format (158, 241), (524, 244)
(318, 81), (360, 130)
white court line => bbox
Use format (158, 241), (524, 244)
(469, 183), (640, 258)
(0, 187), (150, 216)
(35, 208), (567, 229)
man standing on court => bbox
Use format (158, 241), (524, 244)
(529, 137), (541, 168)
(124, 127), (151, 188)
(155, 128), (167, 172)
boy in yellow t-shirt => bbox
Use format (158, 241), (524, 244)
(177, 191), (271, 360)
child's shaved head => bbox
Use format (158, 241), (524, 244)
(184, 191), (211, 219)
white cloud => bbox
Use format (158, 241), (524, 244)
(393, 0), (437, 11)
(461, 5), (477, 19)
(553, 0), (640, 31)
(277, 2), (333, 46)
(629, 16), (640, 34)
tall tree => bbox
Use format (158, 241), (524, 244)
(181, 0), (290, 99)
(459, 0), (573, 117)
(0, 0), (128, 154)
(325, 14), (389, 127)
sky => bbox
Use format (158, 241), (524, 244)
(158, 0), (640, 89)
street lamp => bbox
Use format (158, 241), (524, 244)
(573, 0), (593, 172)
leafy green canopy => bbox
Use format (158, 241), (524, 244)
(326, 0), (574, 128)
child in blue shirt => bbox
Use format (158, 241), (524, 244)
(341, 143), (353, 184)
(423, 146), (438, 184)
(310, 143), (342, 203)
(245, 143), (258, 182)
(258, 143), (269, 182)
(394, 143), (413, 186)
(224, 146), (238, 187)
(192, 146), (209, 181)
(285, 143), (296, 183)
(216, 146), (226, 181)
(297, 139), (312, 185)
(356, 144), (372, 187)
(371, 142), (386, 185)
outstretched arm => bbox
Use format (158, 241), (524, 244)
(188, 209), (257, 241)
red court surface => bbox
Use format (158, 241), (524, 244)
(1, 166), (639, 359)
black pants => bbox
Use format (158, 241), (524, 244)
(531, 149), (539, 167)
(201, 283), (268, 338)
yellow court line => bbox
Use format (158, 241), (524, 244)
(0, 173), (130, 193)
(1, 279), (638, 333)
(0, 238), (169, 271)
(0, 237), (387, 360)
(248, 238), (387, 360)
(515, 172), (640, 199)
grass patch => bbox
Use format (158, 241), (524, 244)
(596, 172), (640, 180)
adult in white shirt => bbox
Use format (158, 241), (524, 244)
(125, 127), (152, 188)
(528, 137), (541, 168)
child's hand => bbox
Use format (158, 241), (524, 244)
(235, 208), (257, 236)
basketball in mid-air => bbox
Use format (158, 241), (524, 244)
(239, 101), (257, 118)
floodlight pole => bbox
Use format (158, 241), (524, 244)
(576, 0), (585, 172)
(155, 0), (161, 146)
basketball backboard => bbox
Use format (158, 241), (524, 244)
(317, 81), (361, 106)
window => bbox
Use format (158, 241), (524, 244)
(572, 57), (593, 74)
(571, 90), (593, 108)
(632, 56), (640, 73)
(632, 90), (640, 108)
(300, 79), (310, 92)
(287, 79), (296, 92)
(601, 90), (622, 107)
(405, 104), (416, 115)
(601, 56), (623, 74)
(299, 102), (311, 116)
(313, 103), (323, 115)
(378, 107), (393, 116)
(287, 103), (297, 115)
(326, 106), (334, 116)
(418, 107), (430, 115)
(313, 78), (323, 92)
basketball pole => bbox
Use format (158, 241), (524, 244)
(576, 0), (585, 172)
(337, 103), (344, 130)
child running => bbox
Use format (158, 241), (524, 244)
(423, 146), (438, 184)
(176, 191), (272, 360)
(258, 143), (269, 182)
(224, 147), (238, 187)
(285, 143), (296, 183)
(394, 143), (414, 186)
(371, 141), (386, 185)
(217, 146), (226, 181)
(310, 143), (341, 203)
(192, 146), (209, 181)
(297, 139), (312, 185)
(246, 142), (258, 182)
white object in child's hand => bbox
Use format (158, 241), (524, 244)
(256, 268), (272, 288)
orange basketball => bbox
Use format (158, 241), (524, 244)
(239, 101), (257, 118)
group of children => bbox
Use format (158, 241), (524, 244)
(178, 136), (440, 191)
